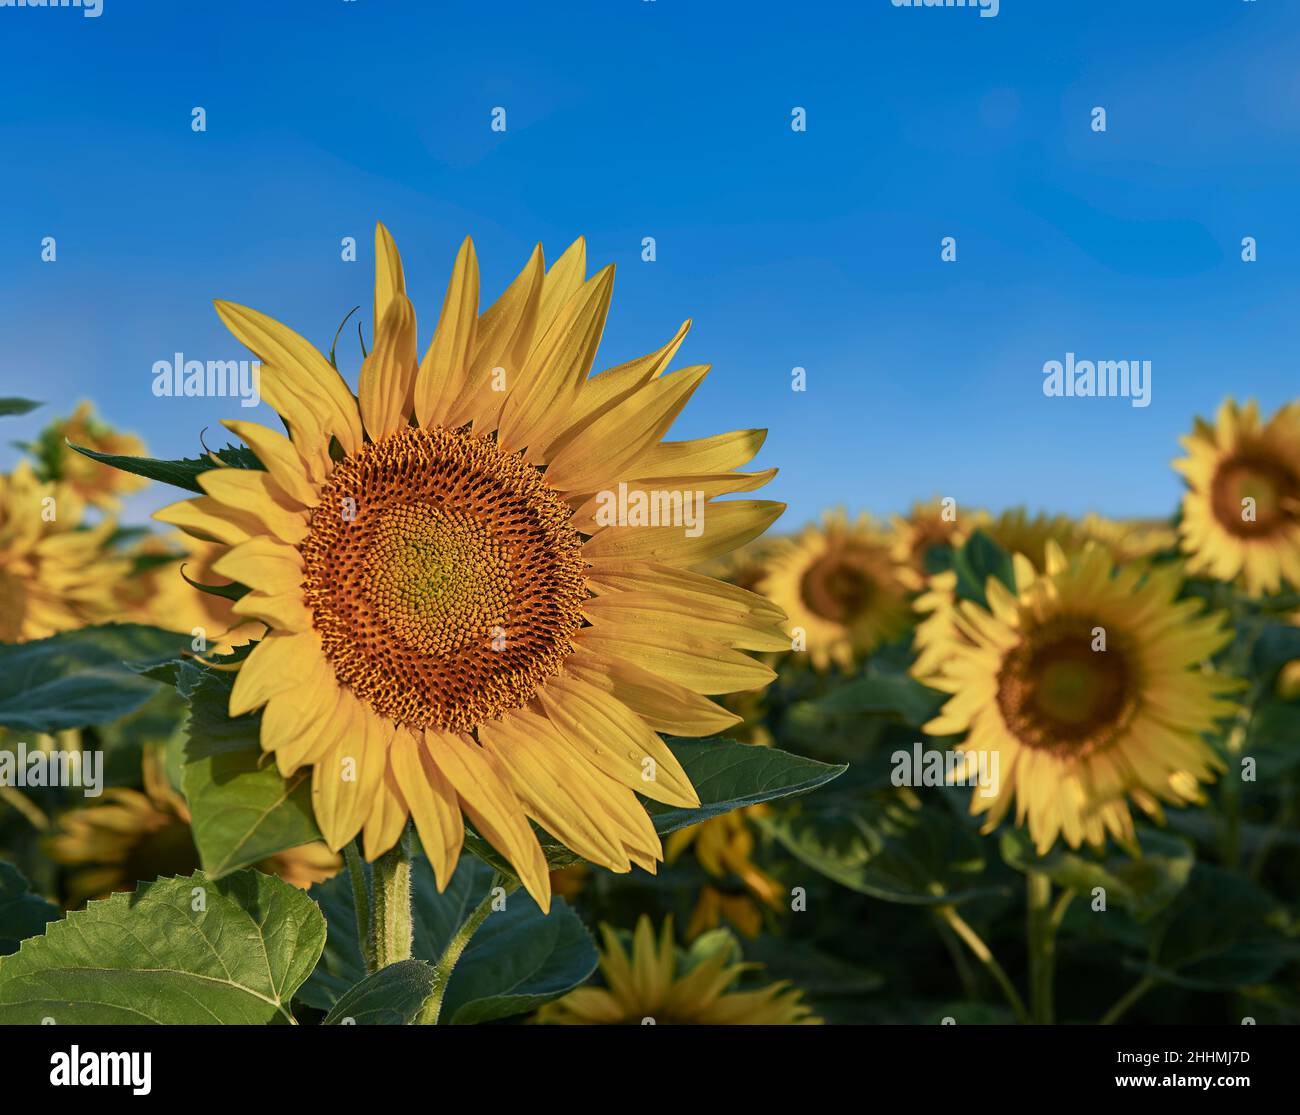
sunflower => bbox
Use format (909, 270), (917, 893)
(890, 498), (972, 591)
(153, 226), (785, 910)
(665, 804), (783, 939)
(22, 401), (149, 510)
(1174, 398), (1300, 595)
(45, 750), (339, 906)
(916, 541), (1236, 853)
(0, 462), (127, 642)
(1077, 514), (1178, 564)
(983, 508), (1080, 570)
(758, 510), (909, 671)
(537, 916), (818, 1025)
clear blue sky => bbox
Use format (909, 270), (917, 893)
(2, 0), (1297, 528)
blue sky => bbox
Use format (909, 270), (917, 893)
(1, 0), (1297, 529)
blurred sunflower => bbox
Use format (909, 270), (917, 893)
(0, 462), (126, 642)
(1077, 514), (1178, 564)
(983, 508), (1080, 570)
(917, 542), (1236, 853)
(116, 532), (245, 654)
(890, 497), (971, 591)
(152, 225), (784, 910)
(45, 750), (339, 907)
(537, 916), (818, 1024)
(1174, 398), (1300, 595)
(20, 401), (149, 510)
(759, 510), (909, 671)
(665, 805), (782, 938)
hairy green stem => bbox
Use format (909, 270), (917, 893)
(343, 841), (373, 972)
(1026, 871), (1056, 1025)
(366, 834), (413, 973)
(418, 874), (510, 1025)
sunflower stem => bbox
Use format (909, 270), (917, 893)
(1026, 870), (1056, 1025)
(937, 905), (1030, 1025)
(418, 872), (510, 1025)
(343, 840), (373, 972)
(366, 831), (413, 973)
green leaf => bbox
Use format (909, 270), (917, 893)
(646, 738), (847, 837)
(1135, 864), (1300, 991)
(464, 737), (845, 875)
(999, 828), (1193, 921)
(0, 862), (58, 957)
(68, 442), (263, 494)
(180, 664), (322, 878)
(814, 672), (946, 726)
(302, 855), (596, 1024)
(0, 870), (325, 1023)
(759, 797), (1005, 906)
(0, 398), (42, 417)
(323, 960), (437, 1025)
(951, 529), (1016, 608)
(0, 624), (189, 733)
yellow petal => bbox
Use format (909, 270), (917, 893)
(197, 470), (309, 544)
(548, 319), (691, 454)
(584, 499), (784, 566)
(214, 300), (362, 455)
(420, 729), (550, 911)
(566, 650), (742, 737)
(359, 292), (418, 440)
(414, 237), (479, 428)
(544, 364), (710, 493)
(373, 221), (406, 338)
(454, 244), (545, 431)
(229, 630), (323, 716)
(220, 420), (319, 508)
(479, 710), (632, 873)
(232, 589), (313, 633)
(535, 675), (699, 808)
(211, 537), (303, 596)
(575, 624), (775, 695)
(154, 496), (259, 545)
(536, 237), (586, 333)
(633, 429), (767, 478)
(310, 695), (384, 851)
(363, 757), (410, 860)
(391, 727), (464, 891)
(497, 266), (614, 460)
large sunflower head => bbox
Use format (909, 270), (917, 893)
(536, 916), (819, 1025)
(0, 462), (127, 642)
(22, 401), (149, 510)
(915, 541), (1236, 853)
(758, 510), (909, 671)
(45, 749), (339, 906)
(155, 227), (785, 910)
(1174, 398), (1300, 595)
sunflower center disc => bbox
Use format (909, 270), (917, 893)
(1211, 453), (1300, 538)
(996, 617), (1137, 756)
(301, 426), (587, 732)
(800, 551), (877, 623)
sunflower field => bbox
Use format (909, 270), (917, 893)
(1, 229), (1298, 1039)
